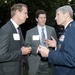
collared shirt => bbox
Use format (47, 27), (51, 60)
(10, 19), (19, 33)
(37, 25), (47, 43)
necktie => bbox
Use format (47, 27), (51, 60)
(17, 27), (22, 45)
(41, 28), (45, 46)
(17, 27), (21, 39)
(17, 27), (29, 70)
(41, 28), (47, 61)
(17, 27), (26, 62)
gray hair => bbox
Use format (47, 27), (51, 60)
(56, 5), (73, 18)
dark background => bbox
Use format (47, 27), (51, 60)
(0, 0), (75, 38)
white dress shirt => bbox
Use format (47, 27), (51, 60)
(37, 25), (47, 44)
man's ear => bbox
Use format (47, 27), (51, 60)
(66, 11), (70, 17)
(35, 18), (38, 22)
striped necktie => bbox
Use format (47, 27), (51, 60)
(41, 28), (46, 46)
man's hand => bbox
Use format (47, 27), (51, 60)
(37, 45), (49, 57)
(21, 46), (32, 55)
(45, 36), (56, 47)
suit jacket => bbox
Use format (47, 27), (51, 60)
(48, 21), (75, 75)
(25, 25), (57, 75)
(0, 20), (27, 75)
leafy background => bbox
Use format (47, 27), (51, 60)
(0, 0), (75, 38)
(0, 0), (75, 75)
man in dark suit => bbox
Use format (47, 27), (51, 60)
(25, 10), (57, 75)
(38, 5), (75, 75)
(0, 3), (31, 75)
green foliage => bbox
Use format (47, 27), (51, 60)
(0, 0), (15, 26)
(0, 0), (74, 26)
(20, 0), (68, 25)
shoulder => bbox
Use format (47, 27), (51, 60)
(46, 25), (55, 30)
(0, 21), (11, 32)
(27, 26), (37, 32)
(70, 21), (75, 27)
(68, 21), (75, 30)
(67, 21), (75, 34)
(0, 21), (13, 38)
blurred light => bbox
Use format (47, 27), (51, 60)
(68, 0), (72, 2)
(4, 0), (7, 3)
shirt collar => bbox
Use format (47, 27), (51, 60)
(64, 20), (73, 29)
(10, 19), (19, 29)
(37, 25), (46, 30)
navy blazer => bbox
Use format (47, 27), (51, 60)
(48, 21), (75, 75)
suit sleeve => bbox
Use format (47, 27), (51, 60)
(48, 27), (75, 67)
(25, 30), (38, 56)
(0, 27), (22, 62)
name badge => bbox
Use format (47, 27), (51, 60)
(32, 35), (40, 40)
(59, 35), (65, 42)
(13, 33), (20, 40)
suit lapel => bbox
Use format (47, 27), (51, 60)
(33, 26), (40, 45)
(9, 20), (23, 46)
(8, 20), (17, 33)
(46, 26), (51, 40)
(34, 26), (39, 34)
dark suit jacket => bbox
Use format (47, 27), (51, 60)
(48, 21), (75, 75)
(0, 20), (27, 75)
(25, 25), (57, 75)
